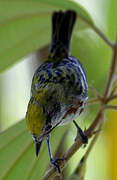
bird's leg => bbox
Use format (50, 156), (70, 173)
(73, 120), (88, 145)
(46, 134), (64, 173)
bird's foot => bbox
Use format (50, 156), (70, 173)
(50, 158), (64, 173)
(73, 120), (88, 146)
(75, 130), (88, 147)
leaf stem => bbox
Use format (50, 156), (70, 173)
(79, 16), (114, 49)
(90, 24), (114, 48)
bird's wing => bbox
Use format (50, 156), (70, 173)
(31, 58), (87, 98)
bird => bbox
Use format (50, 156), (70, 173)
(26, 10), (88, 173)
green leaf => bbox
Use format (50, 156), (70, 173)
(0, 1), (93, 72)
(0, 119), (68, 180)
(40, 0), (93, 24)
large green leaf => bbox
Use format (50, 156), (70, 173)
(0, 120), (68, 180)
(0, 0), (93, 72)
(0, 0), (116, 179)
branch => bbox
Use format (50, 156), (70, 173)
(87, 98), (100, 105)
(89, 86), (102, 100)
(104, 105), (117, 111)
(106, 94), (117, 103)
(104, 44), (117, 98)
(110, 85), (117, 96)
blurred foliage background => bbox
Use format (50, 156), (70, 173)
(0, 0), (117, 180)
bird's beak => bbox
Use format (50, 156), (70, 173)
(35, 141), (43, 157)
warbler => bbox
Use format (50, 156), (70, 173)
(26, 10), (88, 172)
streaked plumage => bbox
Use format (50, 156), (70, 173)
(26, 10), (88, 172)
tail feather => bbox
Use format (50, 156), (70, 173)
(50, 10), (76, 59)
(51, 11), (63, 43)
(58, 10), (76, 52)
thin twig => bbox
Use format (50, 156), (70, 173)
(90, 24), (114, 49)
(104, 57), (117, 98)
(79, 17), (114, 49)
(88, 86), (102, 99)
(104, 105), (117, 111)
(106, 94), (117, 103)
(110, 86), (117, 97)
(87, 98), (100, 105)
(104, 37), (117, 98)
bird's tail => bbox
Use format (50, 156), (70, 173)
(49, 10), (76, 59)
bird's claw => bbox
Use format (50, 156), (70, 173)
(75, 131), (88, 147)
(73, 120), (88, 146)
(50, 158), (64, 173)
